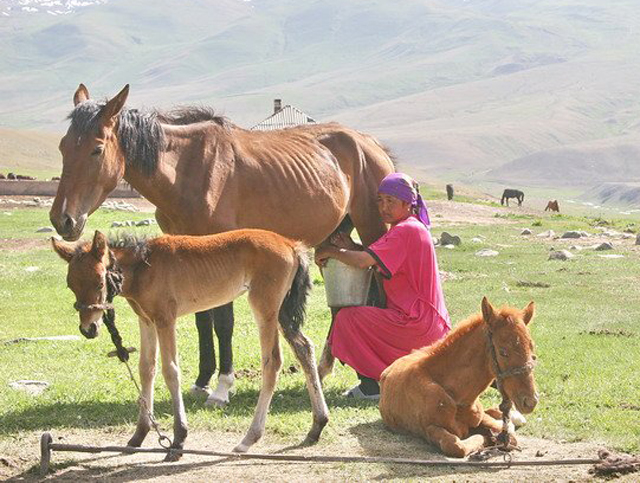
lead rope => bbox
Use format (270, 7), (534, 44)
(101, 263), (173, 450)
(469, 330), (521, 463)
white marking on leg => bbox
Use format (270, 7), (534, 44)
(510, 408), (527, 427)
(205, 372), (235, 407)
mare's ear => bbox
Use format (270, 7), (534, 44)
(481, 296), (496, 324)
(99, 84), (129, 129)
(522, 301), (535, 326)
(73, 84), (90, 106)
(51, 237), (75, 263)
(91, 231), (109, 263)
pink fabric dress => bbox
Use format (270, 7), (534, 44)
(328, 215), (451, 380)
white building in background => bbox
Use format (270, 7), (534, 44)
(251, 99), (316, 131)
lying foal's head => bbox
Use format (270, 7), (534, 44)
(481, 296), (538, 414)
(52, 231), (113, 339)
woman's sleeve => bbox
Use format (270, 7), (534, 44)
(365, 228), (408, 279)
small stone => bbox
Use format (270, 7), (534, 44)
(36, 226), (54, 233)
(549, 250), (573, 261)
(537, 230), (555, 238)
(561, 231), (582, 239)
(569, 245), (583, 251)
(595, 242), (613, 251)
(440, 232), (461, 246)
(476, 249), (499, 257)
(111, 221), (123, 228)
(471, 237), (483, 243)
(25, 266), (39, 272)
(9, 380), (50, 396)
(442, 244), (456, 249)
(521, 228), (532, 235)
(636, 233), (640, 245)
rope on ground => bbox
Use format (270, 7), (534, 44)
(590, 449), (640, 477)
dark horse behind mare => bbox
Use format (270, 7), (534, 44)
(49, 84), (394, 406)
(501, 189), (524, 207)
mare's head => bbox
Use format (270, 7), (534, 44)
(52, 231), (114, 339)
(481, 296), (538, 414)
(50, 84), (130, 241)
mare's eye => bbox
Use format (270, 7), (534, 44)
(499, 348), (508, 357)
(532, 354), (538, 361)
(91, 146), (104, 156)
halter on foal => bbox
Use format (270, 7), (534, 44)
(379, 297), (538, 458)
(53, 230), (329, 458)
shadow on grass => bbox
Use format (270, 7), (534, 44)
(0, 386), (376, 435)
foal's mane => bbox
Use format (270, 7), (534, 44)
(68, 101), (230, 176)
(422, 306), (528, 359)
(107, 233), (151, 266)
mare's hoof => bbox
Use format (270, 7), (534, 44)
(163, 449), (182, 462)
(205, 395), (229, 408)
(189, 384), (211, 397)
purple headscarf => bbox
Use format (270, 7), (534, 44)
(378, 173), (431, 227)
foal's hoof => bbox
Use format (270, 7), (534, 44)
(163, 449), (182, 462)
(510, 409), (527, 428)
(189, 384), (211, 397)
(232, 442), (249, 453)
(205, 395), (229, 408)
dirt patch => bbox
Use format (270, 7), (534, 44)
(0, 238), (49, 251)
(429, 200), (528, 226)
(2, 427), (636, 482)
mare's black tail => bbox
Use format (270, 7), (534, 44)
(278, 244), (312, 334)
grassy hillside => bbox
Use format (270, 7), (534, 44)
(0, 128), (60, 179)
(1, 0), (640, 193)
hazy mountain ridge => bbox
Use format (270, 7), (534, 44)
(1, 0), (639, 196)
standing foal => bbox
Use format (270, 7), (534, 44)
(53, 230), (328, 457)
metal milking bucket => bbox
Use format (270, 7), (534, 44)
(321, 259), (373, 308)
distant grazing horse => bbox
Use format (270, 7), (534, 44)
(49, 84), (394, 406)
(52, 230), (328, 456)
(545, 200), (559, 212)
(446, 184), (454, 201)
(379, 297), (537, 458)
(501, 189), (524, 207)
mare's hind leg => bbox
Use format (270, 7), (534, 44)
(128, 318), (158, 447)
(157, 322), (188, 461)
(206, 303), (236, 408)
(424, 425), (485, 458)
(282, 328), (329, 444)
(192, 309), (216, 394)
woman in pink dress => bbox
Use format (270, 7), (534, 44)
(315, 173), (451, 399)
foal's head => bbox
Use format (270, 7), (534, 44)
(52, 231), (114, 339)
(50, 84), (129, 241)
(481, 297), (538, 414)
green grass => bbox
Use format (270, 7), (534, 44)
(1, 206), (640, 455)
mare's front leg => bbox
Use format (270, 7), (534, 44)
(192, 309), (216, 395)
(128, 318), (158, 447)
(206, 303), (236, 407)
(157, 322), (188, 461)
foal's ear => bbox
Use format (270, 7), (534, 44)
(91, 231), (109, 263)
(522, 301), (535, 326)
(481, 296), (496, 323)
(51, 237), (75, 263)
(73, 83), (90, 106)
(99, 84), (129, 128)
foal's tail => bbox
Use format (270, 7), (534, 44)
(278, 243), (312, 334)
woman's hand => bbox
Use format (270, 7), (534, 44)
(330, 232), (361, 250)
(314, 246), (338, 268)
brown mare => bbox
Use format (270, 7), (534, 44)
(52, 229), (329, 456)
(379, 297), (538, 458)
(49, 84), (394, 406)
(545, 200), (560, 212)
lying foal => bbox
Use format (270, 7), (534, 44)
(379, 297), (538, 458)
(53, 230), (329, 457)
